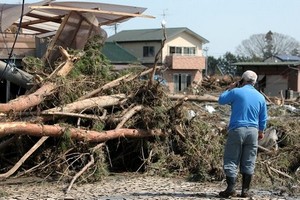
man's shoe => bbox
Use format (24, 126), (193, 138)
(241, 173), (252, 197)
(219, 176), (237, 198)
(219, 189), (237, 198)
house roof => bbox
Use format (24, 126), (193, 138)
(273, 55), (300, 62)
(232, 61), (300, 67)
(0, 0), (151, 34)
(102, 42), (138, 63)
(106, 27), (209, 43)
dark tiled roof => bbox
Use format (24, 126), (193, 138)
(102, 42), (138, 63)
(275, 55), (300, 62)
(106, 27), (209, 43)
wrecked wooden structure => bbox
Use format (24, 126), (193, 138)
(0, 0), (152, 102)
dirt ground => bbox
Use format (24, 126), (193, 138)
(0, 173), (298, 200)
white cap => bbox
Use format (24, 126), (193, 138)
(242, 70), (257, 84)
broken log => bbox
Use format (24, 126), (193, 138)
(43, 94), (127, 113)
(115, 105), (144, 129)
(0, 82), (56, 113)
(0, 122), (164, 142)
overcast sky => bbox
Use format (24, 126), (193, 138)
(2, 0), (300, 57)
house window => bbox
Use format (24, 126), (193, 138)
(183, 47), (196, 55)
(169, 46), (182, 55)
(143, 46), (155, 57)
(173, 73), (192, 92)
(170, 46), (195, 55)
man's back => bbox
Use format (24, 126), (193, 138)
(219, 84), (267, 131)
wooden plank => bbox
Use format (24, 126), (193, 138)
(0, 43), (35, 49)
(0, 43), (35, 48)
(30, 5), (155, 19)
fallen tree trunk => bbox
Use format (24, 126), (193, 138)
(167, 94), (218, 102)
(43, 94), (127, 113)
(0, 82), (56, 113)
(0, 122), (164, 142)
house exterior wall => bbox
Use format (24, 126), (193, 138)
(288, 68), (299, 91)
(298, 70), (300, 92)
(165, 55), (205, 70)
(163, 69), (202, 94)
(162, 32), (203, 59)
(263, 75), (288, 97)
(117, 41), (162, 64)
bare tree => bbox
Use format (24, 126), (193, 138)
(236, 31), (300, 60)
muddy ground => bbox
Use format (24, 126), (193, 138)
(0, 173), (298, 200)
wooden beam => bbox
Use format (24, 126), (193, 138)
(42, 11), (71, 62)
(17, 19), (48, 26)
(30, 5), (155, 19)
(26, 12), (63, 23)
(20, 25), (50, 33)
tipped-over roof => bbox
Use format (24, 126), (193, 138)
(0, 0), (152, 34)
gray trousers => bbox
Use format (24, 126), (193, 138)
(223, 127), (258, 177)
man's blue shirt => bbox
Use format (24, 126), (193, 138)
(218, 84), (268, 131)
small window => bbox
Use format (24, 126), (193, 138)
(143, 46), (155, 57)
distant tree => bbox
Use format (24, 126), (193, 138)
(236, 31), (300, 61)
(291, 48), (300, 56)
(207, 56), (218, 75)
(207, 52), (251, 76)
(264, 30), (274, 59)
(218, 52), (239, 75)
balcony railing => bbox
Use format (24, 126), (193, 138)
(165, 54), (205, 70)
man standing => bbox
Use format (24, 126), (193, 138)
(218, 70), (268, 198)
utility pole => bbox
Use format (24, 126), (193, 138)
(203, 47), (209, 76)
(114, 23), (119, 34)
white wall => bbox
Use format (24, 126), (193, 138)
(162, 32), (203, 60)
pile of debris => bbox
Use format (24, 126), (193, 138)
(0, 37), (299, 198)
